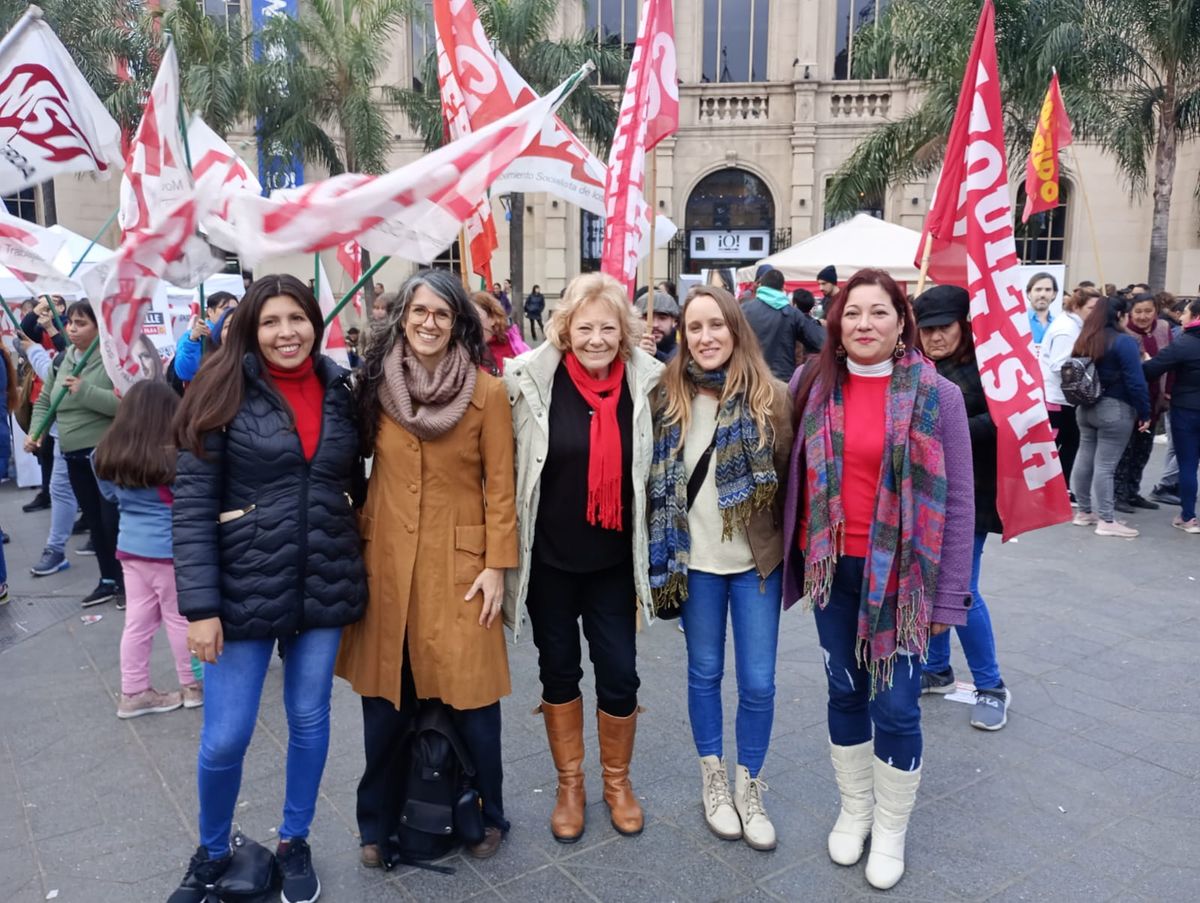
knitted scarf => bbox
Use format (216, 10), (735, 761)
(564, 352), (626, 531)
(801, 351), (946, 691)
(378, 342), (477, 441)
(648, 361), (778, 612)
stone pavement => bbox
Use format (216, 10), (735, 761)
(1, 453), (1199, 903)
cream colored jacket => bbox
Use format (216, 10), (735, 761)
(502, 342), (664, 641)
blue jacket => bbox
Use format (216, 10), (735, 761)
(173, 320), (214, 383)
(1097, 331), (1151, 420)
(94, 475), (174, 559)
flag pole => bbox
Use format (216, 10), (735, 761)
(313, 252), (321, 297)
(1066, 143), (1105, 286)
(66, 208), (119, 278)
(915, 233), (934, 296)
(0, 293), (25, 333)
(459, 228), (471, 291)
(29, 337), (100, 442)
(645, 148), (657, 320)
(325, 255), (390, 326)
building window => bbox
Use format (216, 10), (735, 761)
(203, 0), (242, 21)
(433, 238), (463, 274)
(702, 0), (769, 83)
(1015, 183), (1069, 266)
(684, 168), (775, 273)
(584, 0), (638, 83)
(2, 188), (36, 222)
(411, 0), (434, 91)
(834, 0), (891, 80)
(581, 211), (604, 273)
(823, 179), (884, 229)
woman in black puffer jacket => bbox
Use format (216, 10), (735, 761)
(167, 275), (364, 903)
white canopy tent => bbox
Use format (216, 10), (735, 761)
(736, 214), (925, 285)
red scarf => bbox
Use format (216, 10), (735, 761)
(564, 352), (626, 531)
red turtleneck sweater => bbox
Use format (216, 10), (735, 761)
(266, 357), (325, 460)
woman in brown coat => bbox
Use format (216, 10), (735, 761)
(335, 269), (518, 864)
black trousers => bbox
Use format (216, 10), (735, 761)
(1049, 406), (1081, 487)
(63, 449), (122, 587)
(1115, 427), (1155, 502)
(356, 658), (508, 846)
(37, 435), (55, 495)
(526, 556), (640, 717)
(527, 313), (543, 339)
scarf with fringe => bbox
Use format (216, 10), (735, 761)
(801, 351), (946, 692)
(649, 360), (778, 613)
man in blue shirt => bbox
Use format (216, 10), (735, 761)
(1025, 271), (1057, 347)
(173, 291), (238, 383)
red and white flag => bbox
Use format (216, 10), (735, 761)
(433, 0), (498, 287)
(219, 69), (582, 269)
(601, 0), (679, 297)
(1022, 71), (1073, 223)
(119, 42), (222, 288)
(0, 206), (81, 294)
(315, 257), (350, 367)
(336, 239), (363, 316)
(918, 0), (1071, 540)
(187, 115), (261, 222)
(0, 9), (124, 193)
(83, 169), (226, 394)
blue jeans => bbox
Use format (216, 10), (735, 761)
(813, 557), (923, 771)
(681, 568), (782, 777)
(1170, 406), (1200, 521)
(46, 440), (77, 555)
(198, 627), (342, 859)
(923, 532), (1003, 690)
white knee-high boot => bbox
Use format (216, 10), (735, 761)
(864, 757), (922, 890)
(827, 741), (875, 865)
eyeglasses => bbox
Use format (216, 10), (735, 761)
(406, 304), (455, 328)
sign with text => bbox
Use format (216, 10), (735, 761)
(251, 0), (304, 192)
(689, 230), (770, 261)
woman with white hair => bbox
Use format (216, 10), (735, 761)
(503, 272), (663, 843)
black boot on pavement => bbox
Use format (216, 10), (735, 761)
(167, 847), (230, 903)
(22, 492), (51, 513)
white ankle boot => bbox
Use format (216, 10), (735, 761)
(699, 756), (741, 840)
(864, 758), (922, 890)
(733, 765), (776, 851)
(827, 741), (875, 865)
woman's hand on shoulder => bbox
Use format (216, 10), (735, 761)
(187, 617), (224, 663)
(467, 567), (505, 628)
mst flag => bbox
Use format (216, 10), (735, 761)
(219, 69), (583, 269)
(601, 0), (679, 296)
(0, 9), (124, 193)
(0, 206), (81, 294)
(1022, 71), (1073, 223)
(919, 0), (1071, 540)
(336, 239), (363, 315)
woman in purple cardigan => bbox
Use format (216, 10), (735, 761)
(783, 269), (974, 891)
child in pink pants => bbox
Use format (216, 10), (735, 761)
(93, 381), (201, 718)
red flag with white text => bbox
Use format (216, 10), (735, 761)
(918, 0), (1071, 540)
(0, 11), (124, 193)
(601, 0), (679, 297)
(336, 239), (363, 316)
(316, 257), (350, 367)
(1021, 71), (1073, 223)
(433, 0), (498, 287)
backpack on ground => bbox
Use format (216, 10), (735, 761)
(1060, 356), (1102, 407)
(384, 700), (484, 872)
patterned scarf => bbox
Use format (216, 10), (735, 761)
(378, 342), (477, 441)
(801, 351), (946, 691)
(648, 361), (778, 612)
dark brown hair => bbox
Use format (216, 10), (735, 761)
(94, 380), (180, 487)
(796, 268), (918, 412)
(174, 274), (324, 456)
(1072, 295), (1129, 360)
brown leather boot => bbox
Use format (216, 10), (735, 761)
(597, 708), (643, 836)
(540, 698), (586, 843)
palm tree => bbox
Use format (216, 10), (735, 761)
(1075, 0), (1200, 289)
(393, 0), (628, 323)
(161, 0), (251, 139)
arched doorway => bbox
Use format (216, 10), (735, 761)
(683, 168), (776, 276)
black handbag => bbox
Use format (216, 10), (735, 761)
(656, 437), (717, 622)
(217, 831), (278, 900)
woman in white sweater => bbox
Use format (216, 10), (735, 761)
(1039, 286), (1102, 493)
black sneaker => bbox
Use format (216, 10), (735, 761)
(921, 667), (955, 695)
(76, 538), (96, 556)
(22, 492), (51, 513)
(1129, 495), (1160, 510)
(167, 846), (231, 903)
(80, 580), (117, 608)
(1114, 499), (1136, 514)
(72, 514), (88, 535)
(113, 591), (126, 612)
(1150, 484), (1181, 505)
(277, 838), (320, 903)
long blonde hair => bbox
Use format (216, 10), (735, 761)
(659, 285), (778, 449)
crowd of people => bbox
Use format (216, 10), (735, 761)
(1, 260), (1196, 903)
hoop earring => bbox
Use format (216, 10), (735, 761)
(835, 345), (847, 360)
(893, 340), (906, 360)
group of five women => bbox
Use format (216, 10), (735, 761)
(165, 266), (978, 903)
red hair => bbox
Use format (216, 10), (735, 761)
(796, 268), (918, 414)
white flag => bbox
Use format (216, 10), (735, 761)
(220, 68), (584, 269)
(315, 259), (350, 368)
(186, 115), (262, 225)
(0, 206), (81, 294)
(0, 10), (124, 193)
